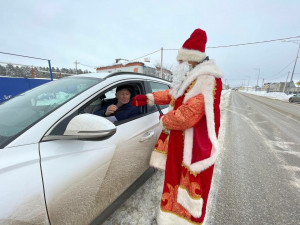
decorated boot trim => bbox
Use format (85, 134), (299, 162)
(179, 167), (201, 200)
(158, 208), (203, 225)
(177, 187), (203, 219)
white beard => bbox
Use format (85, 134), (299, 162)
(171, 61), (191, 96)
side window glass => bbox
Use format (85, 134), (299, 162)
(105, 88), (116, 99)
(150, 82), (169, 92)
(148, 82), (170, 112)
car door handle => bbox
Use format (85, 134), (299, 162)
(139, 131), (155, 142)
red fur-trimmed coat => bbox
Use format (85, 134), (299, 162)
(147, 60), (223, 225)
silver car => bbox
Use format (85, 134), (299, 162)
(0, 72), (170, 225)
(289, 93), (300, 103)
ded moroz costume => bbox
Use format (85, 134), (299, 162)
(132, 28), (224, 224)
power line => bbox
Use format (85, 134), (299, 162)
(2, 35), (300, 70)
(0, 51), (49, 61)
(78, 62), (97, 69)
(265, 59), (295, 80)
(129, 35), (300, 62)
(129, 49), (161, 62)
(207, 35), (300, 48)
(165, 35), (300, 50)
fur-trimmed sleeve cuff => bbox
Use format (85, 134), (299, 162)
(146, 93), (155, 106)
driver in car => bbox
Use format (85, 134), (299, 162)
(94, 85), (141, 121)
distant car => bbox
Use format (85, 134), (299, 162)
(289, 93), (300, 103)
(0, 72), (170, 225)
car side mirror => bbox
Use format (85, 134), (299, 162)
(42, 114), (116, 141)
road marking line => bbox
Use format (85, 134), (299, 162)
(256, 121), (269, 124)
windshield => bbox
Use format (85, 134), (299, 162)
(0, 77), (101, 148)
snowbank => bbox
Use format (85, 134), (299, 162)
(239, 90), (294, 102)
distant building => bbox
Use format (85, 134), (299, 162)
(264, 81), (296, 93)
(96, 61), (172, 81)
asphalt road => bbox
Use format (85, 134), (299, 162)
(103, 91), (300, 225)
(206, 91), (300, 225)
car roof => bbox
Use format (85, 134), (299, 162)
(70, 72), (171, 82)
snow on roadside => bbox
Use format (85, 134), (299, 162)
(240, 90), (294, 102)
(204, 89), (231, 225)
(102, 170), (164, 225)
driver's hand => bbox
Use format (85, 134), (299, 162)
(105, 104), (118, 116)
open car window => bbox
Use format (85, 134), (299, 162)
(147, 81), (170, 113)
(49, 82), (146, 136)
(85, 83), (146, 125)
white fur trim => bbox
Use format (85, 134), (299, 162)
(146, 93), (155, 106)
(177, 187), (203, 218)
(181, 74), (220, 173)
(182, 128), (194, 166)
(172, 60), (224, 100)
(159, 115), (165, 129)
(183, 127), (218, 172)
(149, 151), (167, 171)
(176, 48), (207, 63)
(157, 209), (198, 225)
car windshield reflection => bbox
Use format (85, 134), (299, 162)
(0, 77), (101, 147)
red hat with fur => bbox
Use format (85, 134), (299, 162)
(176, 28), (207, 63)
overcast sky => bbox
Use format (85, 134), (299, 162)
(1, 0), (300, 87)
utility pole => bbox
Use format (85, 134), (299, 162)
(254, 68), (260, 91)
(288, 43), (300, 94)
(74, 60), (79, 74)
(282, 40), (300, 94)
(283, 71), (290, 93)
(247, 79), (249, 91)
(160, 47), (163, 79)
(261, 78), (264, 90)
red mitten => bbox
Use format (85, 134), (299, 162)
(132, 94), (148, 106)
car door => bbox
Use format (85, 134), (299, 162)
(0, 144), (49, 225)
(39, 80), (158, 225)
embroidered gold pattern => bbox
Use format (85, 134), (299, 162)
(153, 89), (172, 105)
(162, 129), (169, 135)
(162, 94), (204, 131)
(179, 169), (202, 200)
(154, 135), (169, 155)
(187, 80), (197, 93)
(170, 97), (175, 107)
(161, 183), (203, 225)
(162, 184), (192, 218)
(213, 80), (217, 100)
(182, 162), (199, 177)
(154, 148), (167, 155)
